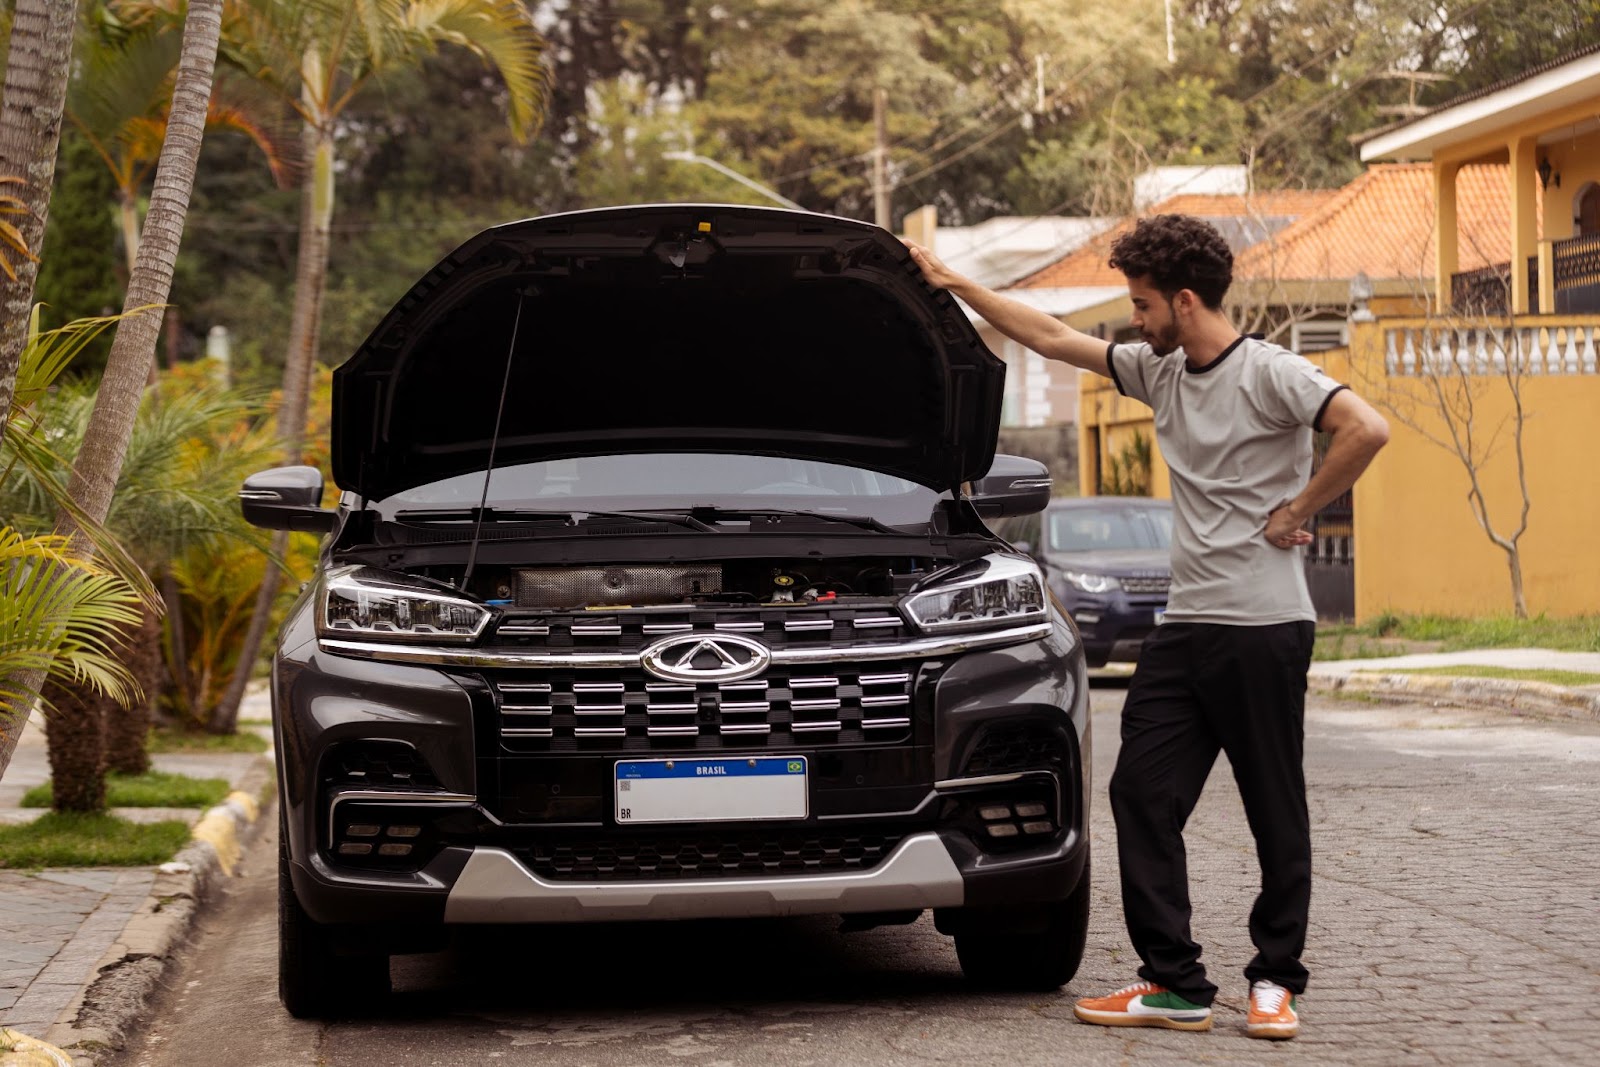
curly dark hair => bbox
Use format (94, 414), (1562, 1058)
(1107, 214), (1234, 309)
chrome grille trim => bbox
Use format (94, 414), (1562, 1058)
(573, 705), (627, 716)
(862, 717), (912, 730)
(791, 698), (842, 711)
(852, 617), (902, 629)
(502, 706), (553, 716)
(791, 721), (842, 733)
(648, 725), (701, 737)
(645, 704), (696, 715)
(720, 723), (772, 735)
(714, 622), (764, 633)
(320, 622), (1050, 668)
(643, 623), (693, 634)
(784, 619), (835, 632)
(572, 624), (623, 636)
(575, 727), (626, 738)
(720, 701), (771, 713)
(858, 673), (910, 686)
(789, 677), (840, 689)
(645, 683), (694, 693)
(497, 624), (551, 636)
(503, 727), (554, 738)
(499, 682), (553, 694)
(717, 681), (766, 692)
(861, 694), (911, 708)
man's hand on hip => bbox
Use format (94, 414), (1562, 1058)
(1265, 505), (1314, 550)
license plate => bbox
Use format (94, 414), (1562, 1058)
(615, 757), (808, 825)
(1153, 609), (1167, 625)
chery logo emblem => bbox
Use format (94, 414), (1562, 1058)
(640, 633), (771, 683)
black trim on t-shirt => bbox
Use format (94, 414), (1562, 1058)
(1313, 384), (1350, 432)
(1184, 333), (1252, 375)
(1105, 342), (1128, 396)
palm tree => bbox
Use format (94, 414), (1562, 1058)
(0, 312), (147, 787)
(68, 23), (292, 279)
(0, 0), (80, 447)
(35, 0), (227, 810)
(194, 0), (551, 734)
(3, 375), (271, 781)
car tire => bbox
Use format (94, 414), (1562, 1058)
(953, 859), (1090, 991)
(278, 823), (390, 1018)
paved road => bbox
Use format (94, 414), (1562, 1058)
(116, 689), (1600, 1066)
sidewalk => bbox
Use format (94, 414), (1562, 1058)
(1311, 647), (1600, 720)
(0, 691), (272, 1063)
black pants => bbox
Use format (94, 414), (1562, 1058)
(1108, 620), (1315, 1007)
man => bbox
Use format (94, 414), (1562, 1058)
(907, 215), (1388, 1040)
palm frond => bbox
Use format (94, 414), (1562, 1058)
(402, 0), (549, 142)
(0, 528), (143, 718)
(68, 28), (183, 150)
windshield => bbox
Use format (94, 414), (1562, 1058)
(372, 453), (943, 527)
(1049, 506), (1171, 552)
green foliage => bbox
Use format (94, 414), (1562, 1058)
(1100, 430), (1153, 497)
(0, 812), (191, 867)
(1355, 614), (1600, 652)
(21, 768), (230, 808)
(35, 133), (122, 377)
(147, 724), (269, 753)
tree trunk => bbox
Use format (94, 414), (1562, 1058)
(0, 0), (82, 785)
(43, 0), (223, 799)
(213, 119), (335, 736)
(42, 676), (107, 813)
(1507, 545), (1528, 621)
(161, 569), (195, 714)
(104, 606), (162, 777)
(210, 529), (285, 735)
(0, 0), (79, 445)
(274, 122), (335, 466)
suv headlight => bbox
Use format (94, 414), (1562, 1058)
(1060, 570), (1121, 594)
(902, 554), (1047, 633)
(319, 566), (492, 644)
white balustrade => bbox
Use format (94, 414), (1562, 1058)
(1382, 323), (1600, 377)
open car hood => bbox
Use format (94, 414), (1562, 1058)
(333, 204), (1005, 501)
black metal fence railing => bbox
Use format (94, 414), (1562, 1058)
(1450, 236), (1600, 316)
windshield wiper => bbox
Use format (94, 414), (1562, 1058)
(679, 506), (903, 534)
(389, 507), (715, 532)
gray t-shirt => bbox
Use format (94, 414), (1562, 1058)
(1107, 335), (1346, 625)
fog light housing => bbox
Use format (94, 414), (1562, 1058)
(1014, 802), (1047, 818)
(978, 805), (1012, 821)
(986, 823), (1020, 838)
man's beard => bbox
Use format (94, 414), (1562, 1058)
(1144, 322), (1181, 356)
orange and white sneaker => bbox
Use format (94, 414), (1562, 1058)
(1073, 980), (1213, 1031)
(1246, 980), (1299, 1039)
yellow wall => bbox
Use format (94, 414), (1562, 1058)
(1543, 128), (1600, 239)
(1347, 317), (1600, 620)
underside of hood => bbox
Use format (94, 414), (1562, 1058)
(332, 204), (1004, 502)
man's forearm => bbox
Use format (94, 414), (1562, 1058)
(949, 279), (1102, 371)
(1289, 427), (1386, 522)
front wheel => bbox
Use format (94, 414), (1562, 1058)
(278, 826), (390, 1018)
(953, 860), (1090, 991)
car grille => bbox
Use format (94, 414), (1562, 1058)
(1119, 576), (1170, 595)
(492, 664), (917, 750)
(489, 606), (910, 650)
(518, 831), (905, 881)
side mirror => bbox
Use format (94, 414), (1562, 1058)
(969, 454), (1051, 518)
(240, 466), (337, 533)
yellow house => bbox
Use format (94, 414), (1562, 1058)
(1352, 44), (1600, 620)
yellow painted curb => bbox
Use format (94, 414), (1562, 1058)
(188, 792), (260, 878)
(0, 1028), (73, 1067)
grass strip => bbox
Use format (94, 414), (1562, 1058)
(22, 770), (230, 810)
(0, 813), (191, 868)
(147, 727), (268, 754)
(1382, 665), (1600, 688)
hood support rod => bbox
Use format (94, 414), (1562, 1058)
(461, 290), (529, 591)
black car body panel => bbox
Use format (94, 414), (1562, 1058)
(333, 204), (1006, 500)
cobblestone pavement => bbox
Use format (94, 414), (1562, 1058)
(120, 691), (1600, 1067)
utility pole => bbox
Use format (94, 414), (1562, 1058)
(873, 86), (890, 230)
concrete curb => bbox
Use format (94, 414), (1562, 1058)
(40, 754), (275, 1066)
(1312, 670), (1600, 722)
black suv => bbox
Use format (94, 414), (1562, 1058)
(242, 205), (1090, 1018)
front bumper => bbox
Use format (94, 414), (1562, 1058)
(274, 605), (1089, 928)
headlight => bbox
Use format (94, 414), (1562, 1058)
(902, 554), (1047, 633)
(1060, 569), (1121, 594)
(319, 566), (492, 644)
